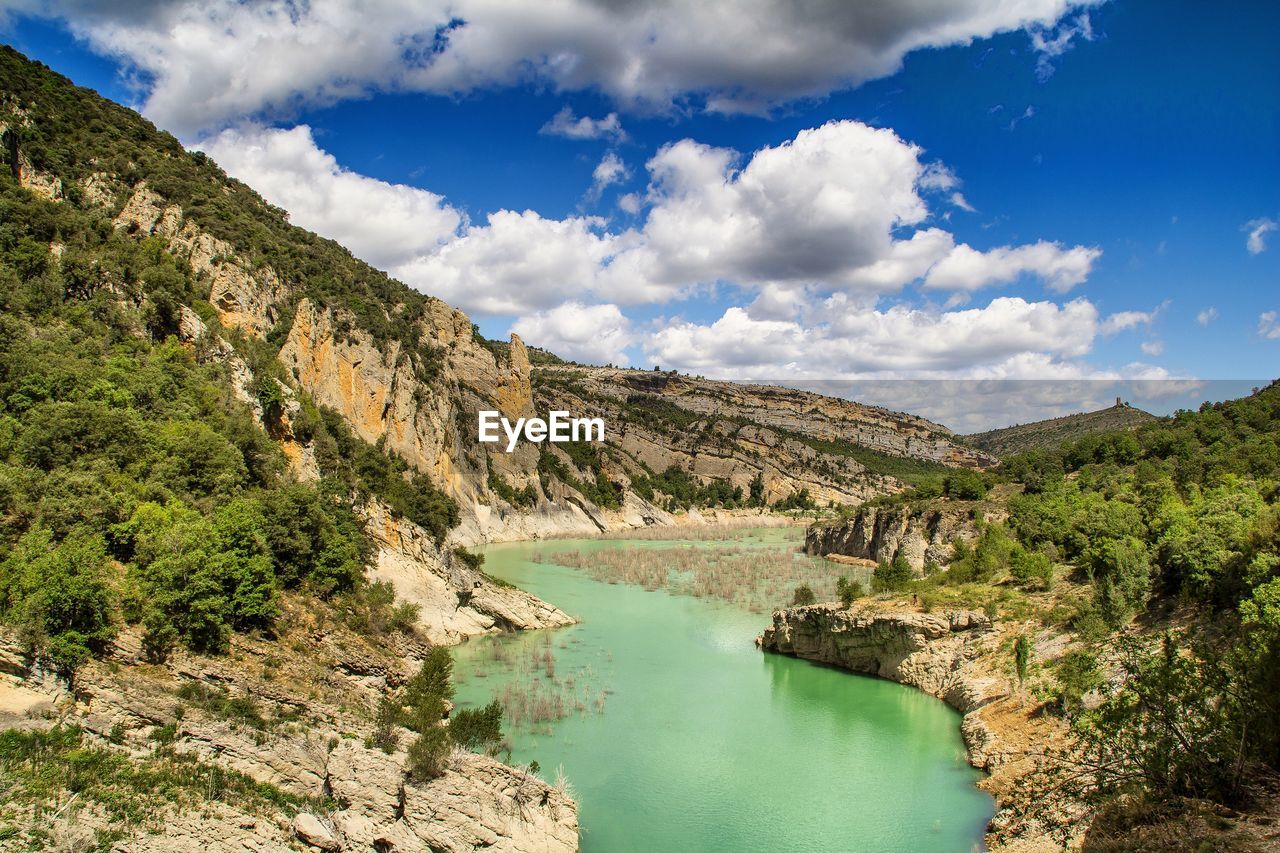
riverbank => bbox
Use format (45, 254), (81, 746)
(759, 600), (1083, 851)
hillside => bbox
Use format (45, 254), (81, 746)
(964, 400), (1158, 458)
(793, 382), (1280, 849)
(0, 46), (993, 551)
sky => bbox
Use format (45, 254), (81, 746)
(1, 0), (1277, 429)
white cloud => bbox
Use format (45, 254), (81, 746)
(33, 0), (1102, 135)
(1140, 340), (1164, 356)
(1029, 11), (1095, 81)
(511, 302), (633, 364)
(949, 192), (977, 212)
(1099, 305), (1163, 335)
(196, 124), (461, 270)
(1197, 307), (1218, 327)
(588, 152), (629, 199)
(1245, 217), (1278, 254)
(540, 107), (626, 142)
(1260, 311), (1280, 340)
(396, 210), (616, 315)
(644, 296), (1104, 378)
(196, 118), (1101, 320)
(924, 241), (1101, 293)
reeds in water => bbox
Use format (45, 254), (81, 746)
(545, 544), (871, 612)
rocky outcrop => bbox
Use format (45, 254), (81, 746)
(113, 183), (290, 337)
(364, 500), (575, 644)
(805, 504), (980, 571)
(757, 606), (1000, 719)
(757, 603), (1086, 850)
(0, 618), (579, 853)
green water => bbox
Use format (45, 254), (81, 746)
(452, 531), (993, 852)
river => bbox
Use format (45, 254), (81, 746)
(452, 529), (993, 852)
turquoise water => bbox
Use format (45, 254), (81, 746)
(452, 532), (992, 852)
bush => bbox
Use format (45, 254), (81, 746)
(400, 647), (454, 734)
(943, 470), (988, 500)
(450, 700), (504, 753)
(0, 526), (116, 675)
(872, 556), (914, 593)
(406, 727), (450, 781)
(792, 584), (816, 606)
(1014, 634), (1033, 686)
(836, 576), (864, 607)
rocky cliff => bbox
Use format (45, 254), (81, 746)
(805, 504), (982, 571)
(0, 617), (578, 852)
(758, 602), (1086, 850)
(758, 605), (999, 720)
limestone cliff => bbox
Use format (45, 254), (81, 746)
(758, 606), (999, 719)
(758, 603), (1085, 850)
(805, 504), (982, 571)
(0, 618), (578, 853)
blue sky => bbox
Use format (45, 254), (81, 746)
(2, 0), (1277, 427)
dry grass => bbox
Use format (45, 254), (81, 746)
(591, 517), (807, 542)
(466, 634), (607, 735)
(536, 543), (871, 613)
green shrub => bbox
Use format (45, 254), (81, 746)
(872, 556), (914, 593)
(792, 584), (816, 606)
(450, 700), (504, 753)
(836, 576), (864, 607)
(406, 726), (450, 781)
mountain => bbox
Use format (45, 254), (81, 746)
(964, 399), (1158, 458)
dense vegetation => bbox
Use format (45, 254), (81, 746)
(0, 131), (456, 675)
(854, 383), (1280, 826)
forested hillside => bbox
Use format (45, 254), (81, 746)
(965, 400), (1157, 458)
(805, 381), (1280, 847)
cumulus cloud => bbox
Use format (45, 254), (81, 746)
(923, 241), (1101, 293)
(540, 107), (626, 142)
(1099, 304), (1164, 335)
(396, 210), (615, 315)
(1260, 311), (1280, 340)
(196, 118), (1102, 321)
(1197, 307), (1218, 326)
(587, 152), (629, 199)
(1245, 217), (1278, 254)
(27, 0), (1099, 135)
(196, 124), (461, 270)
(644, 296), (1103, 378)
(510, 302), (633, 364)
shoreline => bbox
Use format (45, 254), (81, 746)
(757, 602), (1072, 851)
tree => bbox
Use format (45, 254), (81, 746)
(836, 576), (864, 608)
(451, 700), (504, 753)
(406, 726), (451, 781)
(872, 556), (914, 592)
(943, 470), (988, 500)
(0, 526), (116, 676)
(1014, 634), (1033, 687)
(747, 473), (765, 508)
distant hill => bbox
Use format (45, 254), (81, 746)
(963, 401), (1158, 458)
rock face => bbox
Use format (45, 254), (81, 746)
(757, 605), (998, 716)
(805, 504), (980, 571)
(364, 500), (575, 644)
(1, 619), (580, 853)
